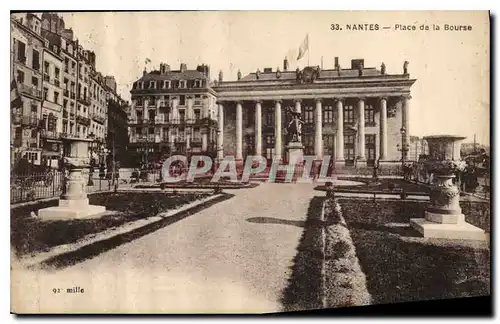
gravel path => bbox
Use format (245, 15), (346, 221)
(14, 183), (319, 313)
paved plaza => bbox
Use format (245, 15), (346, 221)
(14, 183), (322, 313)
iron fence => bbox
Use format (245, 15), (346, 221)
(9, 169), (167, 204)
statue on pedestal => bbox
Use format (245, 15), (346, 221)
(286, 106), (304, 143)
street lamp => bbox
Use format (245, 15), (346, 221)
(397, 126), (410, 179)
(87, 132), (95, 186)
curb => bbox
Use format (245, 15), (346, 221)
(18, 194), (224, 269)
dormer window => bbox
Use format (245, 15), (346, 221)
(179, 80), (186, 89)
(139, 82), (144, 89)
(149, 81), (156, 89)
(164, 80), (170, 89)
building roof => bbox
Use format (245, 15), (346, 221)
(239, 67), (383, 82)
(136, 69), (208, 82)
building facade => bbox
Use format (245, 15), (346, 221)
(128, 58), (416, 171)
(40, 41), (64, 167)
(128, 63), (218, 166)
(10, 13), (129, 169)
(11, 14), (45, 166)
(214, 58), (416, 169)
(107, 92), (129, 166)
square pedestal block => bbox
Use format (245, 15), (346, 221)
(410, 218), (487, 241)
(425, 211), (465, 224)
(38, 203), (106, 221)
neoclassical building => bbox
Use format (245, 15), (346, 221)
(214, 58), (416, 168)
(128, 58), (416, 170)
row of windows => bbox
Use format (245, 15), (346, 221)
(134, 79), (205, 90)
(136, 109), (203, 121)
(303, 104), (376, 124)
(135, 94), (204, 107)
(235, 104), (377, 127)
(14, 39), (40, 71)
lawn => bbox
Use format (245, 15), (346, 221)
(325, 177), (431, 194)
(11, 192), (211, 257)
(135, 178), (260, 189)
(339, 198), (491, 305)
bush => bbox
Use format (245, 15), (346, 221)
(322, 197), (372, 308)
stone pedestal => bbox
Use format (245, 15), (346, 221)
(286, 141), (304, 165)
(38, 137), (106, 221)
(410, 135), (486, 241)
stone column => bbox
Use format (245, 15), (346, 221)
(357, 97), (366, 160)
(144, 99), (149, 120)
(202, 95), (209, 118)
(236, 101), (243, 160)
(335, 99), (344, 161)
(314, 98), (323, 160)
(274, 100), (282, 161)
(255, 100), (262, 157)
(217, 103), (224, 159)
(402, 95), (411, 145)
(187, 96), (194, 121)
(202, 133), (208, 152)
(379, 97), (388, 160)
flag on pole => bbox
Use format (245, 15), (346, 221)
(297, 34), (309, 61)
(11, 79), (22, 109)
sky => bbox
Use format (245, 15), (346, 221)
(54, 11), (490, 145)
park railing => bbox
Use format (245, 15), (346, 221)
(10, 170), (127, 204)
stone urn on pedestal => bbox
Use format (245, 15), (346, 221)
(410, 135), (486, 240)
(38, 136), (106, 221)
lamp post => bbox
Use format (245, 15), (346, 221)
(397, 126), (410, 179)
(397, 126), (410, 165)
(87, 132), (95, 186)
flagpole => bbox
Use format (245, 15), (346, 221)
(308, 33), (310, 66)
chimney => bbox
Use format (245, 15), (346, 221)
(218, 70), (223, 82)
(160, 63), (166, 74)
(143, 67), (147, 76)
(283, 57), (289, 71)
(180, 63), (187, 72)
(165, 64), (170, 72)
(334, 57), (339, 69)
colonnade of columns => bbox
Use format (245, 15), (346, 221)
(216, 95), (411, 163)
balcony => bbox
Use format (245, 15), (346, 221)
(153, 116), (169, 124)
(132, 134), (159, 143)
(41, 130), (61, 139)
(70, 92), (76, 99)
(54, 79), (61, 87)
(91, 113), (106, 124)
(43, 74), (50, 82)
(20, 115), (39, 128)
(18, 84), (42, 99)
(76, 115), (91, 126)
(77, 96), (91, 106)
(64, 89), (69, 97)
(16, 56), (27, 65)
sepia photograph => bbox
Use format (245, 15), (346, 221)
(8, 10), (491, 315)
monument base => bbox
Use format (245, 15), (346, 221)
(286, 142), (304, 165)
(38, 198), (106, 221)
(410, 218), (486, 241)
